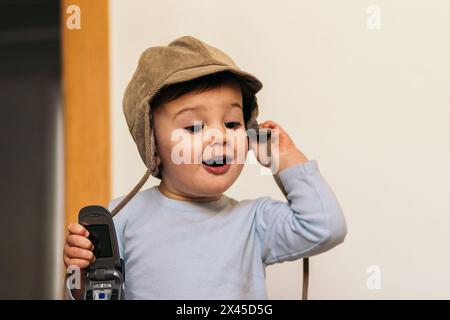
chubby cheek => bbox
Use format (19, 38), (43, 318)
(229, 162), (245, 178)
(158, 139), (199, 175)
(233, 130), (249, 164)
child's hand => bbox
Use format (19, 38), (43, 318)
(63, 223), (96, 269)
(251, 120), (309, 173)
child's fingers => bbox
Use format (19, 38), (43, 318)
(67, 234), (94, 250)
(64, 244), (96, 263)
(258, 121), (282, 139)
(64, 256), (91, 269)
(68, 223), (89, 237)
(259, 120), (281, 130)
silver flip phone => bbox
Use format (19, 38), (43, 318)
(78, 205), (125, 300)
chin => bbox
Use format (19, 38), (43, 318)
(171, 164), (242, 197)
(204, 167), (242, 192)
(195, 176), (231, 194)
(206, 183), (231, 195)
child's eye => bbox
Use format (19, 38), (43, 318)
(184, 124), (204, 133)
(225, 122), (242, 129)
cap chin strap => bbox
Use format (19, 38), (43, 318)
(111, 105), (158, 217)
(110, 168), (152, 217)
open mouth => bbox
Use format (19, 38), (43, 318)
(202, 155), (231, 167)
(202, 155), (231, 175)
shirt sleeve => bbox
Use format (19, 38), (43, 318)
(254, 159), (347, 266)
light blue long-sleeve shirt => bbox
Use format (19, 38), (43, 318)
(107, 159), (347, 299)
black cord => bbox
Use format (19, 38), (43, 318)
(302, 258), (309, 300)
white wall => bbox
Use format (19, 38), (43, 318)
(110, 0), (450, 299)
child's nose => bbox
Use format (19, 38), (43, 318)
(205, 131), (228, 147)
(204, 124), (228, 143)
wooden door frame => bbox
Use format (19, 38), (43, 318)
(61, 0), (110, 238)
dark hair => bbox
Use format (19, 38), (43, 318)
(150, 71), (253, 127)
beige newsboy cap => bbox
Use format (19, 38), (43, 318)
(111, 35), (263, 216)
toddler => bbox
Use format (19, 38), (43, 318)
(64, 36), (347, 299)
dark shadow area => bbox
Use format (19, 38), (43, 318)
(0, 0), (61, 299)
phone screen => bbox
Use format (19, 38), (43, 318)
(87, 224), (113, 258)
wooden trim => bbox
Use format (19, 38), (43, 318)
(61, 0), (110, 229)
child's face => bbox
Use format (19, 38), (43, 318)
(152, 81), (249, 198)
